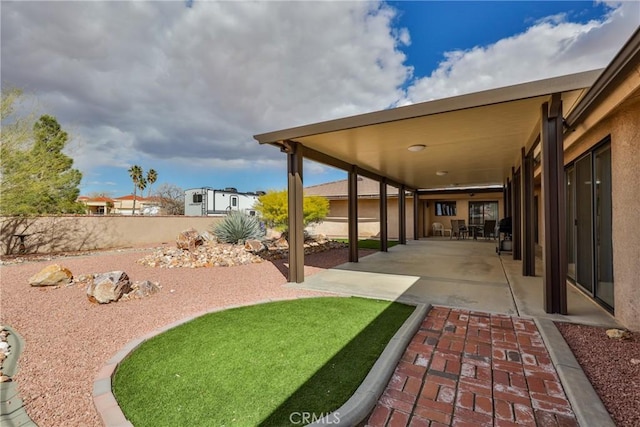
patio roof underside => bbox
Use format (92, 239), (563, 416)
(255, 70), (601, 191)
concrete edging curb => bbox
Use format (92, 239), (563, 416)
(94, 297), (427, 427)
(0, 325), (37, 427)
(534, 318), (615, 427)
(307, 303), (430, 426)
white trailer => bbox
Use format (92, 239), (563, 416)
(184, 187), (264, 216)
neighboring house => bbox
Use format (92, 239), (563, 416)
(305, 177), (504, 239)
(77, 196), (115, 215)
(255, 29), (640, 330)
(184, 187), (263, 216)
(112, 194), (151, 215)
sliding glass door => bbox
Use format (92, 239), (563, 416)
(565, 140), (613, 311)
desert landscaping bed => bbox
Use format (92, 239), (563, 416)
(0, 242), (374, 427)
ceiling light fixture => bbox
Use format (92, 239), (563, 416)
(407, 144), (426, 152)
(436, 171), (448, 176)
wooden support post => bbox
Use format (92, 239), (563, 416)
(348, 167), (359, 262)
(399, 185), (406, 244)
(380, 180), (388, 252)
(286, 141), (304, 283)
(523, 147), (536, 276)
(413, 190), (420, 240)
(542, 95), (568, 314)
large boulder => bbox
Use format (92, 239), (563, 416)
(176, 228), (203, 251)
(87, 271), (132, 304)
(29, 264), (73, 286)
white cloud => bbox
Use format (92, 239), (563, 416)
(402, 1), (639, 104)
(1, 1), (410, 176)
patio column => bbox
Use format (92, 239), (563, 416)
(512, 167), (522, 261)
(413, 190), (420, 240)
(523, 147), (536, 276)
(380, 180), (388, 252)
(399, 185), (407, 244)
(348, 167), (359, 262)
(286, 140), (305, 283)
(541, 94), (567, 314)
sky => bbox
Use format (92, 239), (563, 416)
(1, 1), (638, 197)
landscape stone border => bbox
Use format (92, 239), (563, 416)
(93, 296), (427, 427)
(0, 325), (37, 427)
(535, 318), (615, 427)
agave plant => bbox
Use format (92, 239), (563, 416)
(213, 211), (265, 244)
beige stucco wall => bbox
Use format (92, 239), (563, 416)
(420, 193), (504, 236)
(309, 198), (415, 239)
(563, 94), (640, 330)
(1, 216), (223, 255)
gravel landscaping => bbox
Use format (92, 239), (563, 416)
(556, 322), (640, 427)
(0, 244), (373, 426)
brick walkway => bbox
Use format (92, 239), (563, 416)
(365, 306), (578, 427)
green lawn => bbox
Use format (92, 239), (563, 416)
(334, 238), (399, 250)
(112, 297), (414, 427)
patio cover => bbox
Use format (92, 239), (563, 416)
(254, 70), (600, 191)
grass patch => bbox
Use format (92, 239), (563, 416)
(112, 297), (414, 426)
(334, 238), (399, 250)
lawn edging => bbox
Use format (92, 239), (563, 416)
(307, 302), (430, 427)
(0, 325), (37, 427)
(94, 297), (429, 427)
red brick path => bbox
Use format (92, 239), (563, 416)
(365, 306), (579, 427)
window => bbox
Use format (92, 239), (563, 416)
(193, 194), (203, 203)
(435, 201), (456, 216)
(231, 196), (238, 207)
(468, 201), (498, 225)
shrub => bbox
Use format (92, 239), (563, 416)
(254, 190), (329, 231)
(213, 211), (265, 244)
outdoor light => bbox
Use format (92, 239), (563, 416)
(407, 144), (426, 152)
(436, 170), (448, 176)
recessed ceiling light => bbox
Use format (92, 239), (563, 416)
(407, 144), (426, 152)
(436, 171), (448, 176)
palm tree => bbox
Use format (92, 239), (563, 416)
(146, 169), (157, 198)
(128, 165), (143, 215)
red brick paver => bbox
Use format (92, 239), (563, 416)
(365, 306), (579, 427)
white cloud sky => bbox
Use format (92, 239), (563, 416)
(402, 1), (639, 104)
(1, 0), (638, 191)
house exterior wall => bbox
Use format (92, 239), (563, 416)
(420, 193), (504, 236)
(308, 198), (415, 239)
(563, 94), (640, 331)
(0, 216), (222, 255)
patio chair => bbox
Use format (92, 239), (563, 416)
(432, 222), (451, 237)
(479, 219), (497, 239)
(450, 219), (469, 239)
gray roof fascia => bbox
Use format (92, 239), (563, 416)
(254, 70), (602, 144)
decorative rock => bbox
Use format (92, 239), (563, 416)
(244, 239), (265, 253)
(631, 358), (640, 365)
(274, 237), (289, 249)
(28, 264), (73, 286)
(122, 280), (161, 300)
(606, 329), (631, 340)
(176, 228), (203, 251)
(0, 375), (10, 383)
(87, 271), (132, 304)
(0, 341), (9, 354)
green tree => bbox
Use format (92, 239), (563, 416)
(128, 165), (146, 214)
(1, 91), (83, 215)
(146, 168), (157, 197)
(254, 189), (329, 231)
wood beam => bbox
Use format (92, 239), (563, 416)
(413, 190), (420, 240)
(380, 180), (388, 252)
(399, 185), (407, 244)
(348, 167), (359, 262)
(286, 142), (305, 283)
(541, 95), (568, 314)
(523, 147), (536, 276)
